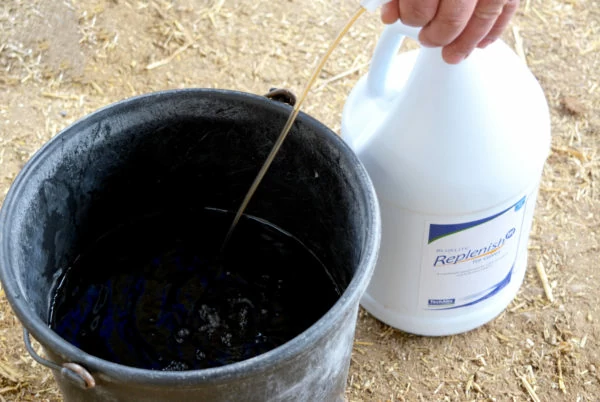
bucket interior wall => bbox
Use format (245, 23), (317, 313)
(8, 91), (368, 324)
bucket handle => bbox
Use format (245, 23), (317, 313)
(23, 328), (96, 390)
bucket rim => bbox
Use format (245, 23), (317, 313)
(0, 88), (381, 386)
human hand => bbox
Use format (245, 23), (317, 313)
(381, 0), (519, 64)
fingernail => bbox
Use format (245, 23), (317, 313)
(418, 35), (435, 48)
(446, 52), (470, 64)
(478, 39), (494, 48)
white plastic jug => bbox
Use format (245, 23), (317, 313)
(342, 21), (551, 336)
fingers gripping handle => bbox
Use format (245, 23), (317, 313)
(366, 22), (422, 98)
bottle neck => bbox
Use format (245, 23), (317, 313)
(405, 47), (478, 98)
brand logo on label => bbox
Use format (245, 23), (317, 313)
(433, 229), (516, 267)
(428, 298), (455, 306)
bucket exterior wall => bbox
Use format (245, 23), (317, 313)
(0, 89), (380, 402)
(48, 305), (359, 402)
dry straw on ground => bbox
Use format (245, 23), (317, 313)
(1, 0), (599, 401)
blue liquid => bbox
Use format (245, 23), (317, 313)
(49, 209), (340, 371)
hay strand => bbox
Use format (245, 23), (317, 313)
(465, 374), (474, 397)
(0, 361), (20, 383)
(552, 146), (588, 162)
(145, 42), (193, 70)
(535, 260), (554, 303)
(519, 374), (541, 402)
(0, 386), (19, 395)
(314, 61), (369, 92)
(557, 355), (566, 393)
(354, 341), (374, 346)
(41, 92), (79, 101)
(580, 334), (588, 348)
(512, 25), (526, 64)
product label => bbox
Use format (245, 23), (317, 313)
(419, 196), (529, 310)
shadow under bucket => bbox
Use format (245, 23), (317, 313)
(0, 89), (380, 402)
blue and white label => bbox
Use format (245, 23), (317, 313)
(419, 196), (528, 310)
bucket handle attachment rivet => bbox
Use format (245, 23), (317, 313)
(264, 88), (297, 106)
(23, 328), (96, 390)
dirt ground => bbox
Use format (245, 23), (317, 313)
(0, 0), (599, 401)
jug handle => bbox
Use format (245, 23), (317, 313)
(366, 22), (421, 98)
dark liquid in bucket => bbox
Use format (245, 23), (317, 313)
(49, 209), (340, 371)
